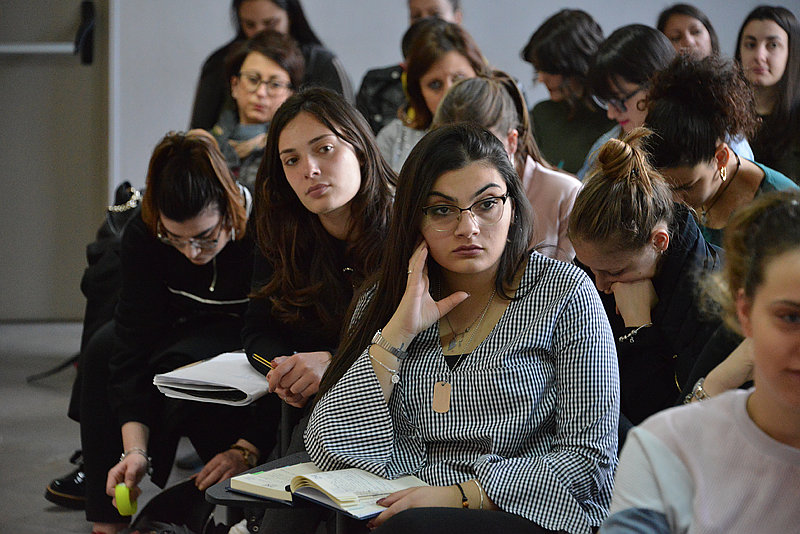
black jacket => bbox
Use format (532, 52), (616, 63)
(108, 214), (254, 427)
(581, 205), (723, 424)
(356, 64), (406, 135)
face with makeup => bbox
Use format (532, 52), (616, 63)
(277, 112), (362, 223)
(420, 161), (513, 277)
(419, 51), (477, 117)
(603, 77), (648, 133)
(231, 51), (293, 125)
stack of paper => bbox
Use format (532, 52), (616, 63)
(154, 352), (269, 406)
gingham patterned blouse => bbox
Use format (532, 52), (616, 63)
(305, 252), (620, 534)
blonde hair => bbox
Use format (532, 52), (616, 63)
(568, 127), (674, 251)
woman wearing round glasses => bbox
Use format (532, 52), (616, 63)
(575, 25), (675, 180)
(306, 123), (619, 534)
(77, 131), (262, 534)
(211, 30), (304, 192)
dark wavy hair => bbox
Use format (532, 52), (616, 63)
(232, 0), (322, 46)
(253, 88), (395, 335)
(645, 54), (759, 169)
(657, 3), (721, 55)
(404, 19), (489, 129)
(521, 9), (604, 116)
(141, 131), (247, 239)
(224, 30), (305, 90)
(589, 24), (676, 102)
(317, 123), (533, 400)
(735, 5), (800, 167)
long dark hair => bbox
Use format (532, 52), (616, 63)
(735, 5), (800, 166)
(521, 9), (605, 117)
(232, 0), (323, 46)
(431, 71), (551, 175)
(646, 54), (760, 169)
(141, 131), (248, 239)
(657, 3), (721, 55)
(317, 123), (533, 400)
(253, 88), (394, 336)
(404, 19), (489, 130)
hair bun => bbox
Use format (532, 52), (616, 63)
(595, 127), (652, 185)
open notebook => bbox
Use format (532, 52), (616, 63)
(153, 352), (268, 406)
(230, 462), (428, 520)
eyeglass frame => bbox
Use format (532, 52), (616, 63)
(156, 218), (225, 251)
(592, 83), (647, 114)
(421, 193), (510, 232)
(236, 71), (293, 96)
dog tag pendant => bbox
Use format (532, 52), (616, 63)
(432, 381), (451, 413)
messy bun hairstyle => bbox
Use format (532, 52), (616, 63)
(645, 54), (759, 169)
(568, 127), (674, 251)
(431, 71), (550, 176)
(705, 190), (800, 332)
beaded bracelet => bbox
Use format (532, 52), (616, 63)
(617, 322), (653, 343)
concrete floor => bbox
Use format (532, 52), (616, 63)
(0, 322), (198, 533)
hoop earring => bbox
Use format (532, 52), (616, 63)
(719, 165), (727, 182)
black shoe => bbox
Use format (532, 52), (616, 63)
(45, 451), (86, 509)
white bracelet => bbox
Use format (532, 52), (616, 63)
(474, 479), (485, 510)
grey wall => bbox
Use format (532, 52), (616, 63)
(2, 0), (799, 320)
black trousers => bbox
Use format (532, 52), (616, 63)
(79, 319), (251, 523)
(373, 508), (565, 534)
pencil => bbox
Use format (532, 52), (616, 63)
(251, 353), (274, 370)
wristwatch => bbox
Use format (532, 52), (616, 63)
(230, 444), (258, 468)
(371, 330), (408, 360)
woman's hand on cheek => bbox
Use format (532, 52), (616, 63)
(366, 486), (461, 529)
(383, 241), (469, 348)
(611, 279), (658, 327)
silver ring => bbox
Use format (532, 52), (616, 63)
(407, 269), (413, 274)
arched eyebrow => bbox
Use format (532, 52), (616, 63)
(279, 134), (336, 156)
(427, 182), (504, 203)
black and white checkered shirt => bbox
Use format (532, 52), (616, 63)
(306, 253), (619, 534)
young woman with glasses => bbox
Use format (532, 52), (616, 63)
(432, 72), (582, 261)
(306, 123), (619, 534)
(190, 0), (352, 131)
(210, 30), (304, 192)
(575, 24), (675, 179)
(75, 131), (265, 534)
(569, 128), (723, 442)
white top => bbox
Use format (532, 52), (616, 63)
(602, 388), (800, 534)
(306, 252), (620, 534)
(376, 118), (426, 173)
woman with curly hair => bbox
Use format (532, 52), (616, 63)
(645, 53), (798, 246)
(521, 9), (614, 173)
(736, 5), (800, 182)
